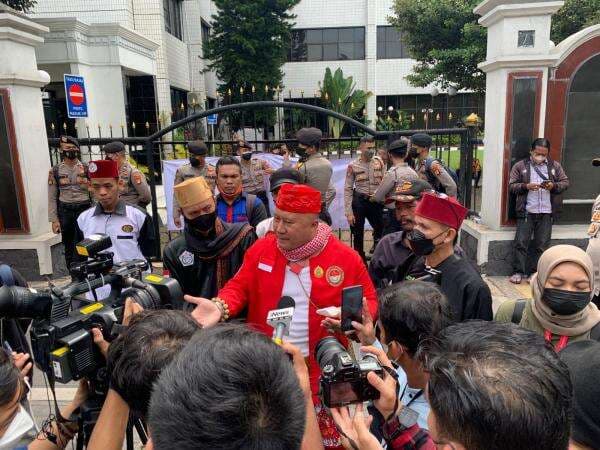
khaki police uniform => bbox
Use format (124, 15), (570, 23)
(296, 152), (333, 223)
(241, 157), (272, 216)
(48, 160), (91, 268)
(417, 158), (457, 197)
(119, 162), (151, 207)
(344, 156), (385, 259)
(587, 194), (600, 306)
(172, 163), (216, 221)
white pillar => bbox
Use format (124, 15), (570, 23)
(0, 6), (60, 275)
(365, 0), (378, 125)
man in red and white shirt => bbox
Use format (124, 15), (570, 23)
(185, 183), (378, 449)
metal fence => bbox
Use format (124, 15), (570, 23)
(48, 101), (478, 259)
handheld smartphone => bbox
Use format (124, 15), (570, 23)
(341, 285), (363, 332)
(2, 341), (14, 358)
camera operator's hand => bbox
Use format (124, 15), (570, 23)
(91, 328), (109, 359)
(331, 403), (383, 450)
(123, 297), (143, 325)
(184, 295), (222, 327)
(361, 345), (400, 420)
(12, 352), (32, 378)
(281, 341), (311, 398)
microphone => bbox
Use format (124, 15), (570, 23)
(592, 158), (600, 167)
(267, 296), (295, 345)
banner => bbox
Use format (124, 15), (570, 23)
(163, 154), (371, 231)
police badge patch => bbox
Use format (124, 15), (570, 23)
(179, 250), (194, 267)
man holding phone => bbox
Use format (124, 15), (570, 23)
(508, 138), (569, 284)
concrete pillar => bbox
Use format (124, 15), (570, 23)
(365, 0), (378, 125)
(0, 6), (61, 277)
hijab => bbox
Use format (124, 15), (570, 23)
(530, 245), (600, 336)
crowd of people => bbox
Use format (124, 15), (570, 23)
(0, 129), (599, 450)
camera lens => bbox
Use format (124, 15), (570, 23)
(315, 337), (347, 371)
(122, 286), (161, 310)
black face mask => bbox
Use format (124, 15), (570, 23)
(242, 152), (252, 161)
(542, 288), (591, 315)
(407, 229), (447, 256)
(190, 157), (201, 167)
(63, 151), (78, 160)
(410, 148), (420, 158)
(296, 147), (308, 159)
(185, 211), (216, 235)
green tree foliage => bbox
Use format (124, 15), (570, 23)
(0, 0), (37, 12)
(204, 0), (300, 128)
(390, 0), (600, 93)
(318, 68), (372, 138)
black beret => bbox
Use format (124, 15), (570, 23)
(236, 140), (253, 151)
(188, 140), (208, 155)
(388, 139), (408, 156)
(389, 179), (433, 202)
(296, 127), (322, 147)
(411, 133), (433, 148)
(269, 168), (301, 192)
(559, 340), (600, 448)
(103, 141), (126, 154)
(59, 135), (79, 148)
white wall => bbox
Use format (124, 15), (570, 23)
(32, 0), (134, 27)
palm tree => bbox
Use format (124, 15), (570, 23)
(319, 68), (372, 138)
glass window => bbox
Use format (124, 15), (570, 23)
(164, 0), (183, 40)
(201, 21), (210, 46)
(287, 27), (366, 62)
(377, 26), (408, 59)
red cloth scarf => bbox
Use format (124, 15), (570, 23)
(277, 222), (331, 262)
(218, 184), (242, 203)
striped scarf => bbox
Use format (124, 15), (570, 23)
(278, 222), (331, 262)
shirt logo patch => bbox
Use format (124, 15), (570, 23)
(592, 211), (600, 222)
(326, 266), (344, 287)
(121, 224), (134, 233)
(314, 266), (324, 278)
(179, 250), (194, 267)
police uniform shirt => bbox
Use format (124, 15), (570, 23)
(172, 163), (217, 217)
(344, 157), (385, 215)
(297, 153), (332, 201)
(373, 163), (419, 204)
(75, 200), (156, 264)
(48, 161), (90, 222)
(586, 194), (600, 298)
(417, 159), (457, 197)
(241, 158), (271, 194)
(119, 162), (151, 206)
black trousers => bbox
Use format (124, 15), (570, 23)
(58, 201), (91, 269)
(256, 191), (271, 217)
(351, 192), (384, 258)
(513, 213), (552, 275)
(382, 208), (402, 237)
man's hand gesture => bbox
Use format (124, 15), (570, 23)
(184, 295), (222, 327)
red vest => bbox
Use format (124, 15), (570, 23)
(219, 233), (378, 398)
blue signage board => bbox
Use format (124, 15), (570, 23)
(207, 113), (218, 125)
(64, 74), (88, 118)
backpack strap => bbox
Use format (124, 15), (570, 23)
(0, 264), (15, 287)
(590, 322), (600, 341)
(246, 194), (256, 223)
(511, 299), (527, 325)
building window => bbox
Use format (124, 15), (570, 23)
(288, 27), (365, 62)
(377, 26), (409, 59)
(164, 0), (183, 40)
(201, 21), (211, 46)
(171, 87), (188, 121)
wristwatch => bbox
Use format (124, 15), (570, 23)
(382, 406), (419, 441)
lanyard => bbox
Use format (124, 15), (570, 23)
(544, 330), (569, 352)
(399, 384), (424, 408)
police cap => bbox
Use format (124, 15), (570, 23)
(411, 133), (433, 148)
(59, 135), (79, 148)
(188, 140), (208, 155)
(296, 127), (322, 147)
(390, 179), (433, 203)
(103, 141), (126, 154)
(236, 140), (253, 151)
(388, 139), (408, 156)
(269, 168), (301, 192)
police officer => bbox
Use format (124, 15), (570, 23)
(411, 133), (458, 197)
(103, 141), (152, 208)
(344, 136), (385, 260)
(173, 140), (217, 228)
(48, 135), (92, 269)
(295, 127), (333, 225)
(587, 158), (600, 307)
(76, 159), (156, 265)
(374, 138), (420, 236)
(236, 140), (274, 216)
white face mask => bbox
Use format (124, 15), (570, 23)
(533, 155), (546, 164)
(0, 405), (35, 449)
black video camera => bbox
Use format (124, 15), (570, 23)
(315, 336), (384, 408)
(0, 234), (183, 384)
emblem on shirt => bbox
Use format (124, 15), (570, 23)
(179, 250), (194, 267)
(592, 211), (600, 222)
(326, 266), (344, 287)
(88, 162), (98, 173)
(314, 266), (324, 278)
(588, 223), (599, 238)
(121, 224), (134, 233)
